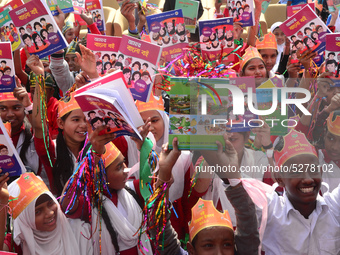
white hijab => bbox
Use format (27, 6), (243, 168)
(270, 22), (285, 73)
(92, 190), (152, 255)
(128, 109), (192, 201)
(8, 188), (81, 255)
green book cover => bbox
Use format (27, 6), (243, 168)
(175, 0), (199, 33)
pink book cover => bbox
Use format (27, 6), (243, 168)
(85, 0), (105, 31)
(0, 0), (23, 13)
(72, 0), (85, 14)
(287, 3), (314, 17)
(280, 4), (330, 67)
(325, 33), (340, 83)
(87, 33), (121, 75)
(0, 252), (18, 254)
(116, 35), (162, 102)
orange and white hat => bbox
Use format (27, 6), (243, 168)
(58, 93), (80, 118)
(0, 92), (17, 102)
(327, 111), (340, 136)
(135, 93), (164, 113)
(101, 142), (121, 168)
(8, 173), (49, 219)
(188, 198), (233, 241)
(256, 32), (278, 51)
(274, 129), (318, 167)
(240, 46), (264, 70)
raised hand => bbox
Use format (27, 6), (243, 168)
(158, 137), (181, 183)
(25, 49), (44, 76)
(74, 44), (99, 79)
(80, 9), (94, 25)
(13, 76), (31, 108)
(53, 6), (66, 31)
(131, 117), (151, 150)
(89, 125), (117, 155)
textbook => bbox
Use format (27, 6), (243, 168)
(325, 33), (340, 86)
(9, 0), (68, 59)
(146, 9), (189, 62)
(0, 117), (26, 177)
(0, 42), (16, 92)
(227, 0), (254, 27)
(168, 77), (257, 150)
(174, 0), (199, 33)
(280, 4), (331, 67)
(261, 0), (270, 14)
(286, 3), (314, 18)
(85, 0), (105, 31)
(72, 0), (86, 15)
(116, 35), (162, 102)
(0, 0), (23, 13)
(87, 34), (121, 75)
(46, 0), (73, 16)
(198, 17), (234, 63)
(74, 70), (143, 139)
(0, 8), (24, 51)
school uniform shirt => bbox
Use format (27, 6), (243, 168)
(258, 186), (340, 254)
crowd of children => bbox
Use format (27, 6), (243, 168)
(1, 0), (340, 254)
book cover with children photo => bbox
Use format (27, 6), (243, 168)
(0, 8), (24, 51)
(9, 0), (68, 59)
(0, 117), (26, 177)
(286, 3), (314, 18)
(199, 17), (234, 63)
(174, 0), (199, 33)
(280, 4), (331, 67)
(325, 33), (340, 86)
(116, 35), (162, 102)
(227, 0), (255, 27)
(46, 0), (74, 16)
(85, 0), (105, 31)
(146, 9), (189, 62)
(0, 42), (16, 92)
(87, 33), (121, 76)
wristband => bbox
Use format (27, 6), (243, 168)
(129, 27), (138, 34)
(262, 142), (273, 150)
(266, 149), (274, 158)
(25, 104), (33, 111)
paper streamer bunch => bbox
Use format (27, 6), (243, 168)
(61, 139), (111, 254)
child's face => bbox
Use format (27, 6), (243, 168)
(329, 54), (334, 60)
(4, 69), (10, 75)
(97, 64), (102, 73)
(108, 119), (116, 128)
(324, 131), (340, 161)
(124, 72), (131, 81)
(48, 26), (53, 33)
(187, 226), (234, 255)
(273, 27), (286, 45)
(106, 153), (128, 191)
(89, 112), (96, 119)
(260, 49), (278, 72)
(93, 119), (103, 128)
(35, 196), (58, 232)
(279, 154), (321, 210)
(58, 109), (87, 144)
(142, 75), (149, 82)
(327, 63), (336, 72)
(140, 110), (164, 142)
(0, 147), (8, 155)
(103, 56), (109, 62)
(0, 100), (25, 132)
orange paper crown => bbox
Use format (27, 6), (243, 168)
(102, 142), (121, 168)
(0, 92), (17, 102)
(240, 46), (264, 70)
(255, 32), (278, 51)
(274, 129), (317, 167)
(9, 173), (49, 219)
(327, 111), (340, 136)
(188, 198), (233, 241)
(135, 93), (164, 113)
(58, 93), (80, 118)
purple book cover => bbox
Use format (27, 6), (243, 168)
(146, 9), (189, 62)
(9, 0), (68, 59)
(117, 35), (162, 102)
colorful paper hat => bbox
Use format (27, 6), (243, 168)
(240, 46), (264, 70)
(327, 111), (340, 136)
(66, 40), (77, 55)
(188, 198), (233, 241)
(274, 129), (318, 167)
(58, 93), (80, 118)
(256, 32), (277, 50)
(9, 173), (49, 219)
(102, 142), (121, 168)
(135, 93), (164, 113)
(62, 20), (73, 35)
(0, 92), (17, 102)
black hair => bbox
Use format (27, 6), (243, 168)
(326, 59), (338, 67)
(102, 54), (110, 61)
(328, 52), (336, 57)
(19, 27), (25, 32)
(19, 118), (33, 166)
(75, 37), (87, 55)
(132, 71), (141, 81)
(40, 29), (48, 40)
(40, 18), (46, 22)
(118, 54), (124, 60)
(211, 40), (219, 49)
(33, 22), (42, 30)
(1, 60), (6, 64)
(216, 27), (226, 41)
(111, 53), (116, 57)
(32, 33), (46, 50)
(104, 62), (112, 70)
(310, 22), (315, 26)
(304, 27), (312, 35)
(142, 63), (149, 68)
(303, 36), (317, 49)
(162, 36), (170, 44)
(22, 33), (32, 43)
(87, 110), (96, 117)
(290, 35), (296, 40)
(159, 27), (166, 37)
(46, 24), (53, 32)
(132, 61), (141, 70)
(114, 61), (123, 69)
(310, 31), (319, 41)
(91, 117), (103, 126)
(238, 7), (244, 15)
(53, 112), (85, 195)
(166, 19), (176, 35)
(122, 67), (131, 74)
(175, 23), (186, 36)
